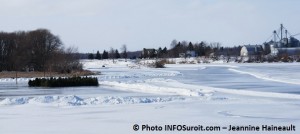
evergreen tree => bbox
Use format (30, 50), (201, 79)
(162, 47), (167, 54)
(95, 51), (101, 60)
(149, 49), (157, 58)
(170, 42), (182, 58)
(102, 50), (108, 59)
(157, 47), (162, 58)
(142, 48), (147, 58)
(115, 49), (121, 59)
(188, 42), (194, 51)
(88, 53), (94, 59)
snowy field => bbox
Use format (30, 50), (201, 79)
(0, 59), (300, 134)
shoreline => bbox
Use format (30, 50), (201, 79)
(0, 70), (96, 79)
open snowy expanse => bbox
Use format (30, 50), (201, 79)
(0, 59), (300, 134)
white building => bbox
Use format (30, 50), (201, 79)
(186, 51), (196, 58)
(240, 45), (263, 57)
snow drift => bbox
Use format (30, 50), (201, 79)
(0, 95), (185, 106)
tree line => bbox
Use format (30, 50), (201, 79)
(88, 44), (128, 60)
(0, 29), (81, 73)
(86, 40), (242, 60)
(141, 40), (242, 59)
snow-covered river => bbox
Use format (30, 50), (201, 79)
(172, 65), (300, 94)
(1, 63), (300, 97)
(0, 61), (300, 134)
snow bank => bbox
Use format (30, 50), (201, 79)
(213, 87), (300, 100)
(0, 97), (30, 105)
(84, 96), (185, 105)
(100, 77), (300, 100)
(81, 59), (135, 69)
(0, 95), (185, 106)
(0, 78), (35, 82)
(97, 70), (182, 80)
(100, 78), (214, 97)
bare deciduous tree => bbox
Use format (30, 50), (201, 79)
(121, 44), (128, 61)
(0, 29), (82, 81)
(109, 47), (115, 63)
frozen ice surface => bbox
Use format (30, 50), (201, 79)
(0, 60), (300, 134)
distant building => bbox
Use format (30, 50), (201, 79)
(179, 53), (185, 58)
(178, 51), (197, 58)
(186, 51), (196, 58)
(268, 42), (300, 56)
(142, 48), (157, 58)
(240, 45), (263, 57)
(267, 36), (300, 56)
(289, 37), (300, 47)
(272, 47), (300, 56)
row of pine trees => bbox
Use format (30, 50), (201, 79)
(88, 50), (123, 60)
(88, 45), (128, 60)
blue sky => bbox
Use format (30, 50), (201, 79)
(1, 0), (300, 52)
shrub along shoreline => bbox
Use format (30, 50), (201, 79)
(28, 77), (99, 87)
